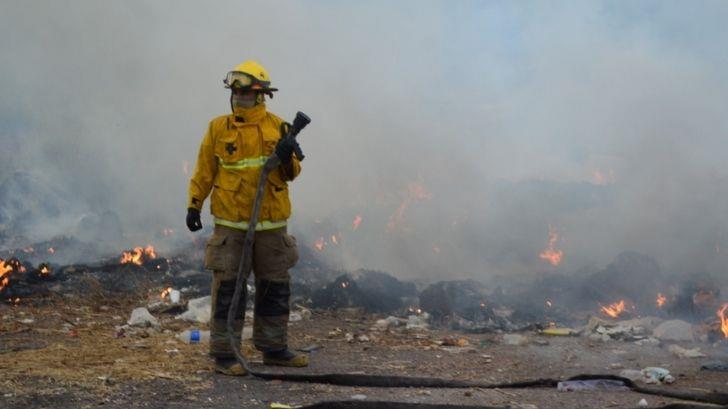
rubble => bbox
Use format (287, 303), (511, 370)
(653, 319), (695, 342)
(311, 270), (416, 313)
(667, 344), (706, 359)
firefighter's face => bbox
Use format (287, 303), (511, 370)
(231, 88), (257, 108)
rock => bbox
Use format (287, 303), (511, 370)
(653, 320), (694, 342)
(668, 344), (706, 359)
(127, 307), (159, 329)
(175, 296), (211, 323)
(502, 334), (528, 346)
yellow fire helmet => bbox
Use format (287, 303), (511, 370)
(224, 60), (278, 96)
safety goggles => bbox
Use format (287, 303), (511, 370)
(224, 71), (270, 89)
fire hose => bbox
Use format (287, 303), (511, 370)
(224, 112), (728, 406)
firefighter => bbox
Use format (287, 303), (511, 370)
(186, 60), (308, 375)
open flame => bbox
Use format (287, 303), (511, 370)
(717, 303), (728, 338)
(313, 237), (325, 251)
(160, 287), (173, 299)
(39, 265), (51, 276)
(120, 245), (157, 265)
(656, 293), (667, 308)
(539, 227), (564, 267)
(0, 259), (12, 292)
(352, 215), (362, 230)
(600, 300), (626, 319)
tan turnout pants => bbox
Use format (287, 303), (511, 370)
(203, 224), (299, 357)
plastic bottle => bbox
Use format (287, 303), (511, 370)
(177, 329), (210, 344)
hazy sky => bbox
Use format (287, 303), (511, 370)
(1, 1), (727, 279)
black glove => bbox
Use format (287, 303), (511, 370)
(186, 208), (202, 232)
(275, 137), (302, 165)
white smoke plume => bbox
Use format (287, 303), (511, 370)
(1, 1), (727, 281)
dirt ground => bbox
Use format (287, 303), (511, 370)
(1, 296), (727, 409)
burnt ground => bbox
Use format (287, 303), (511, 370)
(1, 296), (727, 409)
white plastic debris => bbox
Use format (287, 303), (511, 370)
(502, 334), (528, 346)
(350, 394), (367, 400)
(169, 289), (181, 304)
(175, 296), (211, 323)
(668, 344), (706, 359)
(637, 398), (648, 407)
(405, 313), (430, 330)
(128, 307), (159, 329)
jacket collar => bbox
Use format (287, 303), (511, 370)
(230, 103), (267, 127)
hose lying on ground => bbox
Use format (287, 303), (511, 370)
(224, 113), (728, 407)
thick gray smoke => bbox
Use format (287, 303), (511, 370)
(1, 1), (727, 280)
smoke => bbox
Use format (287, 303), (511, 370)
(1, 1), (727, 280)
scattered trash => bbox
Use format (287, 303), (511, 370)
(668, 344), (706, 359)
(642, 367), (675, 384)
(700, 361), (728, 372)
(177, 329), (210, 344)
(406, 313), (430, 330)
(541, 327), (577, 336)
(637, 398), (648, 407)
(619, 367), (674, 384)
(297, 344), (321, 353)
(502, 334), (528, 346)
(557, 379), (628, 391)
(373, 316), (402, 331)
(633, 337), (660, 346)
(127, 307), (159, 329)
(652, 319), (694, 342)
(169, 289), (181, 304)
(175, 296), (211, 323)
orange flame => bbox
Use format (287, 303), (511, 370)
(39, 265), (51, 276)
(657, 293), (667, 308)
(591, 169), (616, 186)
(717, 303), (728, 338)
(160, 287), (173, 299)
(600, 300), (626, 319)
(353, 215), (362, 230)
(539, 227), (564, 267)
(120, 245), (157, 265)
(314, 237), (325, 251)
(0, 259), (12, 291)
